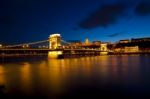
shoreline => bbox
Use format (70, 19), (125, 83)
(108, 51), (150, 55)
(0, 52), (150, 58)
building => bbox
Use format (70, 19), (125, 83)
(84, 38), (91, 45)
(119, 39), (130, 43)
(124, 46), (139, 53)
(92, 41), (101, 45)
(67, 40), (82, 45)
(131, 37), (150, 42)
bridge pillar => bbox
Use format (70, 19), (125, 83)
(100, 43), (108, 55)
(49, 34), (61, 49)
(48, 50), (63, 58)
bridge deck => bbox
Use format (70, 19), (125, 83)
(0, 48), (103, 51)
(0, 48), (107, 57)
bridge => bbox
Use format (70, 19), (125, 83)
(0, 33), (108, 58)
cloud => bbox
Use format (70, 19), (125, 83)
(107, 33), (120, 37)
(107, 31), (126, 37)
(79, 3), (128, 29)
(134, 1), (150, 16)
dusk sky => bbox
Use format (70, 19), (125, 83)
(0, 0), (150, 44)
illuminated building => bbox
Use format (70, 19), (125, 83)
(131, 37), (150, 42)
(92, 41), (101, 45)
(119, 39), (130, 43)
(84, 38), (90, 45)
(124, 46), (139, 53)
(67, 40), (82, 46)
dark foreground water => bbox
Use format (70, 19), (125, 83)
(0, 55), (150, 98)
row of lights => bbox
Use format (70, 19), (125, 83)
(0, 44), (49, 49)
(38, 46), (49, 48)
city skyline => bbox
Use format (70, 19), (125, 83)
(0, 1), (150, 98)
(0, 0), (150, 44)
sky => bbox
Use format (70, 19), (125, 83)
(0, 0), (150, 44)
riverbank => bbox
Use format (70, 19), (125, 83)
(1, 51), (150, 58)
(108, 51), (150, 55)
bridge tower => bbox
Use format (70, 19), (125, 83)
(100, 43), (107, 51)
(100, 43), (108, 55)
(49, 34), (61, 49)
(48, 33), (63, 58)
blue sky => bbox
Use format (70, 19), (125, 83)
(0, 0), (150, 44)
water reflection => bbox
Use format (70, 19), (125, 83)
(0, 55), (150, 98)
(20, 62), (32, 95)
(47, 59), (65, 95)
(0, 65), (6, 85)
(109, 55), (141, 85)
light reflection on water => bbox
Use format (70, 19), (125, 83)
(0, 55), (150, 98)
(0, 65), (6, 85)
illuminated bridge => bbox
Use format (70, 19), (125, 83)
(0, 34), (108, 58)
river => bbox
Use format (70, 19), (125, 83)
(0, 55), (150, 98)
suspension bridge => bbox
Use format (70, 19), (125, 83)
(0, 34), (108, 58)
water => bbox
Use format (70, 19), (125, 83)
(0, 55), (150, 98)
